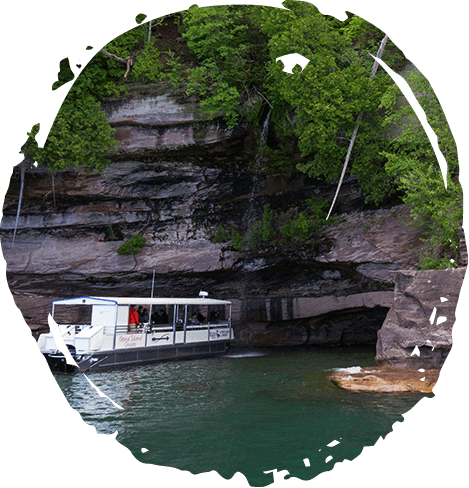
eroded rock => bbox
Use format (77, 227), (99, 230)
(329, 366), (439, 393)
(375, 268), (466, 369)
(0, 83), (434, 348)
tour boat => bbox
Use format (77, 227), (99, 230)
(37, 292), (234, 372)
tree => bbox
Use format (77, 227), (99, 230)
(258, 1), (396, 202)
(381, 68), (462, 268)
(326, 34), (389, 219)
(182, 4), (270, 128)
(36, 94), (119, 173)
(11, 126), (40, 246)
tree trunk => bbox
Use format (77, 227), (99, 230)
(326, 34), (389, 220)
(12, 166), (24, 247)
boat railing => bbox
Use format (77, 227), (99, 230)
(113, 321), (231, 335)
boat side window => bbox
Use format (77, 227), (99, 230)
(208, 305), (225, 324)
(53, 304), (92, 328)
(184, 305), (208, 326)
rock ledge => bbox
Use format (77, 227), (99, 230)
(329, 366), (439, 393)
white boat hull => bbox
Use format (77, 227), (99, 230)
(38, 295), (235, 372)
(78, 340), (231, 371)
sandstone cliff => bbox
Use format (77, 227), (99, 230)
(1, 84), (428, 347)
(376, 268), (466, 369)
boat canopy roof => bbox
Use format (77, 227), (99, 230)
(95, 296), (232, 306)
(52, 296), (231, 306)
(52, 297), (118, 306)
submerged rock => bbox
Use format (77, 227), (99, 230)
(329, 366), (440, 393)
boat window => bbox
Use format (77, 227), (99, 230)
(207, 305), (226, 323)
(186, 305), (209, 325)
(53, 304), (92, 326)
(149, 305), (170, 325)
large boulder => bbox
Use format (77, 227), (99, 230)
(375, 268), (466, 369)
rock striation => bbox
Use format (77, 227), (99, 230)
(375, 268), (466, 369)
(0, 83), (433, 349)
(101, 85), (248, 158)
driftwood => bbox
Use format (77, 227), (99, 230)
(100, 49), (134, 78)
(326, 34), (389, 220)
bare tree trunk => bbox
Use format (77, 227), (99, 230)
(99, 49), (128, 64)
(326, 35), (389, 220)
(51, 173), (56, 207)
(11, 164), (26, 247)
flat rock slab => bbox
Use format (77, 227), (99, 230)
(329, 366), (440, 393)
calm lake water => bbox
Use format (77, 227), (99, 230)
(55, 346), (426, 486)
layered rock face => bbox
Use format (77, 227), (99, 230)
(1, 84), (427, 347)
(375, 268), (466, 369)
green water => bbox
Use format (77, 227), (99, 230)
(55, 347), (426, 486)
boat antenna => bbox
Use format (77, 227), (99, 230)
(148, 270), (156, 326)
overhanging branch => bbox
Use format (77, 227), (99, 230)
(100, 49), (134, 78)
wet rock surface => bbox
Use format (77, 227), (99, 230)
(329, 366), (440, 393)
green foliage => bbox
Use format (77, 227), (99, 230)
(231, 228), (245, 252)
(261, 204), (275, 240)
(212, 225), (229, 243)
(22, 124), (41, 160)
(381, 68), (462, 267)
(226, 199), (334, 253)
(33, 8), (457, 271)
(161, 50), (185, 87)
(281, 198), (330, 241)
(131, 43), (163, 83)
(261, 145), (298, 173)
(37, 95), (119, 173)
(135, 13), (147, 24)
(245, 221), (263, 251)
(182, 4), (268, 128)
(258, 1), (394, 202)
(70, 55), (127, 101)
(418, 253), (457, 271)
(35, 20), (162, 173)
(103, 24), (146, 60)
(52, 58), (75, 91)
(340, 14), (407, 72)
(117, 234), (147, 255)
(242, 204), (276, 251)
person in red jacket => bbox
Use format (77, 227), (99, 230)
(128, 305), (139, 332)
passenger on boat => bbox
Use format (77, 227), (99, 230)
(140, 308), (149, 323)
(189, 312), (198, 324)
(159, 309), (169, 324)
(129, 305), (140, 332)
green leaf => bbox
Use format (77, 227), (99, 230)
(117, 234), (147, 255)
